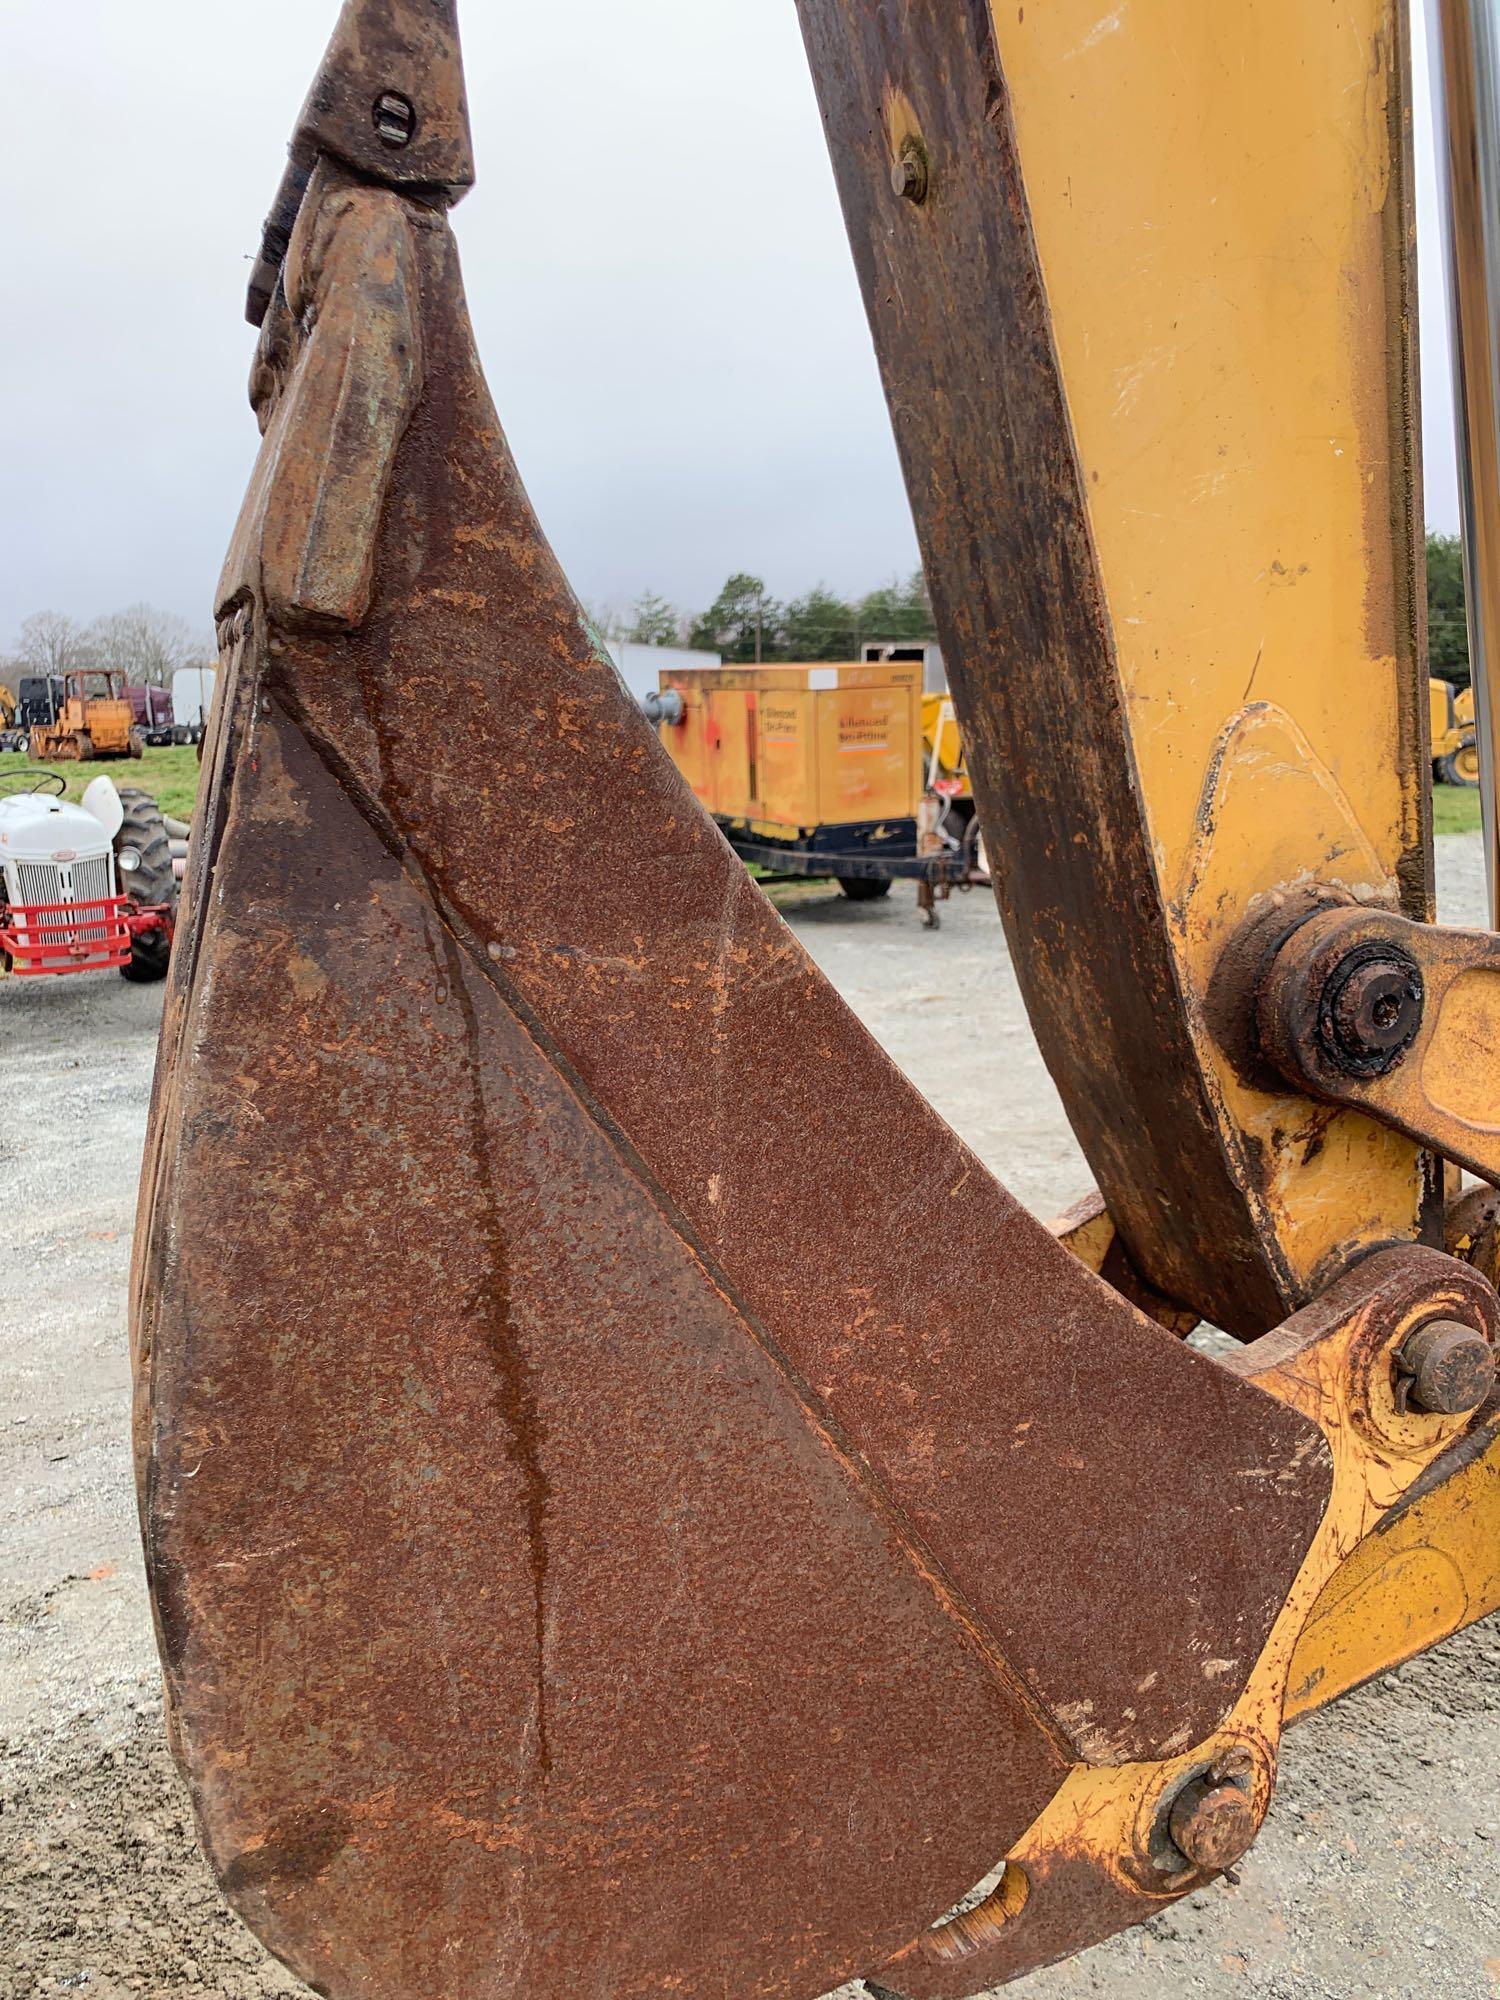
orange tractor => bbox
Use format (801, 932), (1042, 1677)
(29, 668), (143, 762)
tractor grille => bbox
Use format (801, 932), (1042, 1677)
(11, 857), (116, 941)
(2, 852), (130, 974)
(16, 861), (63, 908)
(70, 855), (114, 940)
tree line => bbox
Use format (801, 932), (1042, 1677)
(2, 606), (214, 693)
(607, 569), (936, 662)
(617, 541), (1477, 678)
(1427, 535), (1470, 685)
(6, 539), (1473, 688)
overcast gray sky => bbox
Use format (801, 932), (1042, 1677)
(0, 1), (1465, 654)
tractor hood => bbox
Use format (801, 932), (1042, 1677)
(0, 780), (121, 865)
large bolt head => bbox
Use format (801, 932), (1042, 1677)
(1396, 1319), (1496, 1416)
(891, 151), (930, 204)
(1167, 1777), (1259, 1874)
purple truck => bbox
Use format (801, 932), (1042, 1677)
(127, 684), (175, 747)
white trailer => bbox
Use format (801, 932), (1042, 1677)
(170, 666), (219, 745)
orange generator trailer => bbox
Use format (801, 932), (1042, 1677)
(651, 659), (976, 924)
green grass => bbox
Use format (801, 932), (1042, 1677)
(0, 745), (202, 823)
(1433, 782), (1483, 837)
(0, 745), (1479, 849)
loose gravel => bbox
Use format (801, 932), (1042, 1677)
(2, 835), (1495, 1999)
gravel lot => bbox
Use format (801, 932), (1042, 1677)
(2, 836), (1497, 2000)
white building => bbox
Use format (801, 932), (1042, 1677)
(606, 641), (721, 703)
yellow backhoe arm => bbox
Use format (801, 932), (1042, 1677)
(130, 2), (1500, 1995)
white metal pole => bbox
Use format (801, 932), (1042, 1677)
(1429, 0), (1500, 921)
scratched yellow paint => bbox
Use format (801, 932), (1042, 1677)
(987, 0), (1428, 1296)
(989, 0), (1417, 882)
(1421, 968), (1500, 1127)
(1286, 1428), (1500, 1719)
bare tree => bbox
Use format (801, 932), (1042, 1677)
(15, 612), (100, 680)
(583, 600), (630, 645)
(89, 603), (210, 690)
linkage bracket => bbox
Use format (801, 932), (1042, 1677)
(1258, 906), (1500, 1187)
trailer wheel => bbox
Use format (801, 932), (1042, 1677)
(115, 788), (177, 983)
(838, 877), (893, 901)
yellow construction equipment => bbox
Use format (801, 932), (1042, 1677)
(920, 690), (968, 798)
(131, 3), (1500, 1996)
(1431, 674), (1480, 785)
(29, 668), (142, 762)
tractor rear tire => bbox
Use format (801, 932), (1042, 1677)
(115, 787), (176, 984)
(128, 729), (145, 760)
(838, 876), (893, 901)
(1445, 743), (1482, 788)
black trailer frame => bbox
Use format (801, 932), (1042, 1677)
(715, 815), (984, 929)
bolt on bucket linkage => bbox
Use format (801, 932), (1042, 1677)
(131, 4), (1500, 1997)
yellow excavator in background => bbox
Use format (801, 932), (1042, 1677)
(29, 669), (142, 762)
(131, 4), (1500, 1997)
(1431, 674), (1479, 785)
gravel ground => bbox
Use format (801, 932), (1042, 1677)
(1, 835), (1496, 2000)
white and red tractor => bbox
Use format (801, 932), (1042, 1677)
(0, 772), (176, 983)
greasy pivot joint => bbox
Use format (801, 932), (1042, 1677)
(1151, 1744), (1264, 1881)
(1319, 947), (1424, 1077)
(1253, 907), (1500, 1188)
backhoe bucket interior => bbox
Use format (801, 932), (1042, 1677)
(130, 1), (1500, 1995)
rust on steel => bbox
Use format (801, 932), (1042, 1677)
(132, 3), (1333, 1994)
(860, 1245), (1500, 1999)
(1394, 1319), (1497, 1415)
(790, 0), (1427, 1337)
(1259, 904), (1500, 1186)
(246, 0), (473, 326)
(1166, 1778), (1259, 1876)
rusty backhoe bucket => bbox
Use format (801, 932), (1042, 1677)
(132, 2), (1500, 1995)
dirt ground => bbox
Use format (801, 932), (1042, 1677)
(2, 836), (1497, 2000)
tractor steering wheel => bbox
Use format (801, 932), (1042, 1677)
(0, 769), (67, 798)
